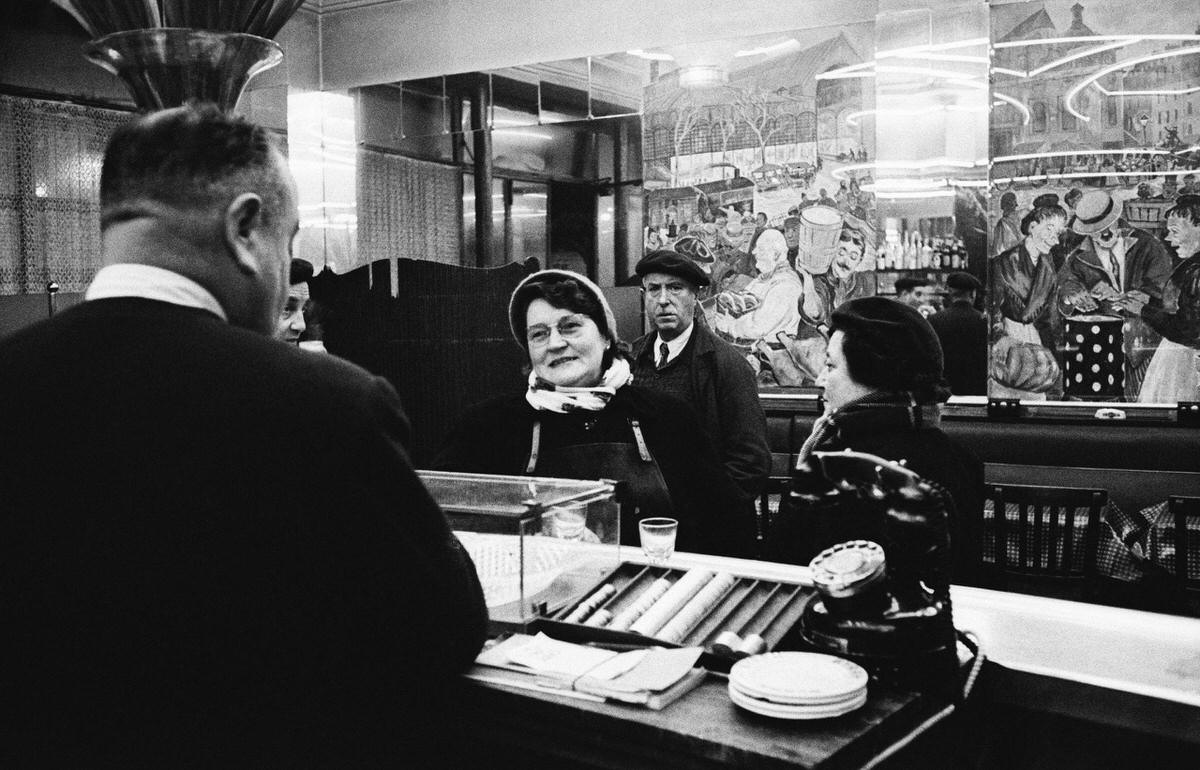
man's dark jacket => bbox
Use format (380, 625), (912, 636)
(929, 299), (988, 395)
(630, 321), (771, 501)
(0, 297), (488, 768)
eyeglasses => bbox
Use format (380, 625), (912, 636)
(526, 314), (591, 347)
(642, 281), (691, 298)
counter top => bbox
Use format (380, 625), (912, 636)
(465, 546), (1200, 766)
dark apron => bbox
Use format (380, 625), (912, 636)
(525, 419), (675, 547)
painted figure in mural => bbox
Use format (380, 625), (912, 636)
(799, 222), (873, 331)
(991, 191), (1023, 258)
(669, 234), (718, 299)
(988, 197), (1065, 399)
(1058, 190), (1171, 399)
(1115, 195), (1200, 403)
(629, 250), (771, 509)
(713, 229), (804, 349)
(1057, 187), (1086, 269)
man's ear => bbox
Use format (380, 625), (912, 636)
(224, 193), (265, 276)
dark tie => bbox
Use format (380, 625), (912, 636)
(658, 341), (670, 370)
(1109, 253), (1121, 288)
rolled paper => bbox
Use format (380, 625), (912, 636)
(608, 577), (672, 631)
(563, 583), (616, 624)
(711, 630), (742, 656)
(583, 608), (612, 628)
(657, 572), (737, 644)
(629, 569), (715, 637)
(736, 633), (767, 656)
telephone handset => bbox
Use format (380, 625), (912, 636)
(779, 450), (959, 690)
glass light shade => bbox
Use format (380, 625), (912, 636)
(82, 28), (283, 112)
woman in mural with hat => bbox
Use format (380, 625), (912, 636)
(1058, 189), (1171, 399)
(987, 194), (1066, 398)
(1116, 195), (1200, 402)
(433, 270), (754, 558)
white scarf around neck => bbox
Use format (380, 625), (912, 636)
(525, 357), (632, 413)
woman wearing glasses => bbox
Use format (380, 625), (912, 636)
(434, 270), (753, 557)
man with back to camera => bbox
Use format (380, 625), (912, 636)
(629, 249), (770, 552)
(0, 105), (487, 768)
(928, 271), (988, 395)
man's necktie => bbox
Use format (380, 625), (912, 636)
(1109, 253), (1121, 289)
(657, 341), (670, 370)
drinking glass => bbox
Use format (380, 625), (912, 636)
(638, 517), (678, 565)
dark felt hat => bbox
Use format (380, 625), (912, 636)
(945, 271), (983, 293)
(635, 249), (711, 287)
(830, 296), (950, 404)
(1031, 192), (1060, 209)
(289, 258), (314, 285)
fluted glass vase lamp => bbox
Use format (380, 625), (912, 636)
(52, 0), (304, 112)
(82, 28), (281, 112)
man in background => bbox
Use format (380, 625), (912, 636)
(894, 276), (934, 316)
(0, 105), (486, 767)
(929, 271), (988, 395)
(630, 249), (770, 550)
(277, 256), (312, 345)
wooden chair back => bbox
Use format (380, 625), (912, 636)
(1167, 496), (1200, 591)
(986, 483), (1107, 598)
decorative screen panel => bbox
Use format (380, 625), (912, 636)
(357, 148), (462, 278)
(0, 95), (131, 295)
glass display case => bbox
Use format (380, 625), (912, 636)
(418, 470), (621, 629)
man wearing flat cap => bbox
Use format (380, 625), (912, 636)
(928, 272), (987, 395)
(1059, 189), (1170, 398)
(630, 249), (771, 525)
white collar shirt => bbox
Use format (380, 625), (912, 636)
(655, 318), (695, 366)
(85, 264), (227, 321)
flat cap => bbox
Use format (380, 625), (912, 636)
(945, 271), (982, 293)
(635, 249), (711, 287)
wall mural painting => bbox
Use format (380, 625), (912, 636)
(987, 1), (1200, 403)
(640, 24), (878, 386)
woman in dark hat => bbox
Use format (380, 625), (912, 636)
(767, 297), (983, 584)
(987, 195), (1067, 398)
(433, 270), (753, 557)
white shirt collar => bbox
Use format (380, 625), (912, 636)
(85, 264), (227, 321)
(656, 318), (695, 364)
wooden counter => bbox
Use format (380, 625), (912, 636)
(459, 548), (1200, 767)
(460, 549), (959, 769)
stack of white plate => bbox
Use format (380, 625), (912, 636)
(727, 651), (869, 720)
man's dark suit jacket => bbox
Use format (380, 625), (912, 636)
(929, 299), (988, 395)
(0, 297), (487, 768)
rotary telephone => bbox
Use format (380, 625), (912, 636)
(775, 449), (960, 690)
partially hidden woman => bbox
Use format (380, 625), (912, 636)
(433, 269), (755, 558)
(765, 296), (984, 585)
